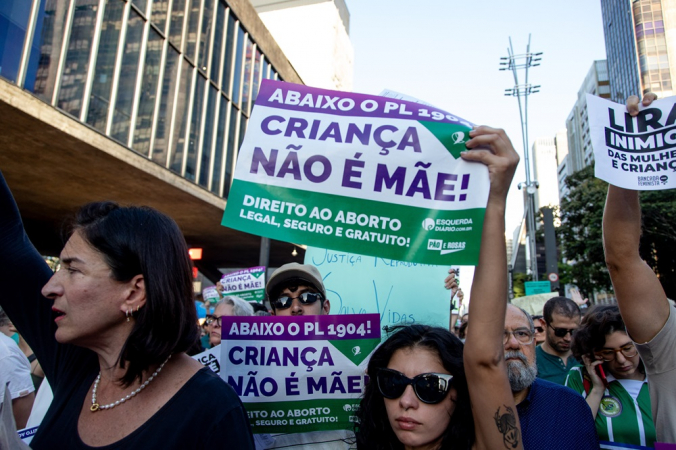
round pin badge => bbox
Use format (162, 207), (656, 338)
(599, 396), (623, 418)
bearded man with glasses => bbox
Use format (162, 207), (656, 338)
(536, 296), (582, 385)
(501, 304), (598, 449)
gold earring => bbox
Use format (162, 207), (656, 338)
(137, 305), (140, 312)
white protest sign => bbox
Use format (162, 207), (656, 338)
(221, 314), (380, 434)
(220, 266), (266, 302)
(202, 285), (220, 304)
(588, 94), (676, 190)
(192, 345), (221, 375)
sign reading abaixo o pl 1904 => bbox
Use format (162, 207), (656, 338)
(222, 80), (491, 265)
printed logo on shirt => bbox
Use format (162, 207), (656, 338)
(599, 395), (622, 418)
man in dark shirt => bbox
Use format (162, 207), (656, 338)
(536, 297), (581, 385)
(505, 304), (599, 449)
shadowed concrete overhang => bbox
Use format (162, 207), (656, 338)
(0, 80), (304, 281)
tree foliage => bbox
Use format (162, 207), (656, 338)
(639, 190), (676, 299)
(512, 272), (531, 298)
(559, 164), (676, 299)
(559, 165), (610, 297)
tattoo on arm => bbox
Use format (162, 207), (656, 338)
(494, 405), (520, 449)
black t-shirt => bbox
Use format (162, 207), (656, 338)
(0, 171), (254, 449)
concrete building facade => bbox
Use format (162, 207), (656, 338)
(251, 0), (353, 91)
(553, 129), (569, 204)
(0, 0), (310, 279)
(532, 137), (561, 211)
(562, 60), (612, 203)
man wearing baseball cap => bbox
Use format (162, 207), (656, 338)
(263, 263), (354, 449)
(266, 263), (330, 316)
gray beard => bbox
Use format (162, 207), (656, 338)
(505, 350), (538, 392)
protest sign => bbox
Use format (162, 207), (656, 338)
(511, 292), (558, 316)
(524, 280), (552, 296)
(220, 266), (266, 302)
(588, 94), (676, 190)
(305, 246), (470, 329)
(202, 285), (221, 304)
(221, 314), (380, 434)
(192, 345), (221, 375)
(222, 80), (490, 265)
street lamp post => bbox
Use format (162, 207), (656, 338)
(500, 35), (542, 282)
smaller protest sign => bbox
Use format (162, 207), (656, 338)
(220, 266), (266, 302)
(192, 345), (221, 375)
(588, 94), (676, 190)
(221, 314), (380, 434)
(524, 281), (552, 296)
(304, 246), (469, 329)
(202, 285), (221, 304)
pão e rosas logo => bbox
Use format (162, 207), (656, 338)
(427, 239), (466, 255)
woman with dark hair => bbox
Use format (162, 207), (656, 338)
(565, 305), (655, 447)
(0, 171), (254, 449)
(356, 126), (523, 450)
(357, 325), (474, 449)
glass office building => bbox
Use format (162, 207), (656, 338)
(0, 0), (295, 199)
(632, 0), (673, 97)
(601, 0), (674, 102)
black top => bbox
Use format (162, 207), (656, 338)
(0, 170), (255, 449)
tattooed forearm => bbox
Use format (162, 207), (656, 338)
(494, 405), (520, 449)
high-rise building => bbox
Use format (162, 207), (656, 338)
(601, 0), (675, 102)
(0, 0), (336, 279)
(564, 60), (611, 190)
(251, 0), (353, 91)
(532, 137), (560, 211)
(554, 130), (570, 203)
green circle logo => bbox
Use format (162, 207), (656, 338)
(599, 396), (622, 418)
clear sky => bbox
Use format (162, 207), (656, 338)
(346, 0), (608, 233)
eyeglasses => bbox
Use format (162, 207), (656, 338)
(205, 315), (222, 326)
(547, 324), (577, 338)
(594, 343), (639, 362)
(503, 329), (534, 345)
(376, 368), (453, 404)
(273, 291), (323, 310)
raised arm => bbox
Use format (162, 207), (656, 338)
(603, 185), (668, 342)
(603, 93), (669, 344)
(0, 170), (61, 380)
(461, 127), (522, 450)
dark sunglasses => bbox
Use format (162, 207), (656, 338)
(273, 292), (323, 310)
(376, 368), (453, 404)
(547, 323), (576, 338)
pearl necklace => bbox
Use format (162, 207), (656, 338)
(90, 354), (172, 412)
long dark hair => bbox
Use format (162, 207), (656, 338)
(571, 305), (644, 373)
(70, 201), (198, 386)
(355, 325), (474, 450)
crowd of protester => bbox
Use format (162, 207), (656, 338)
(0, 96), (673, 450)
